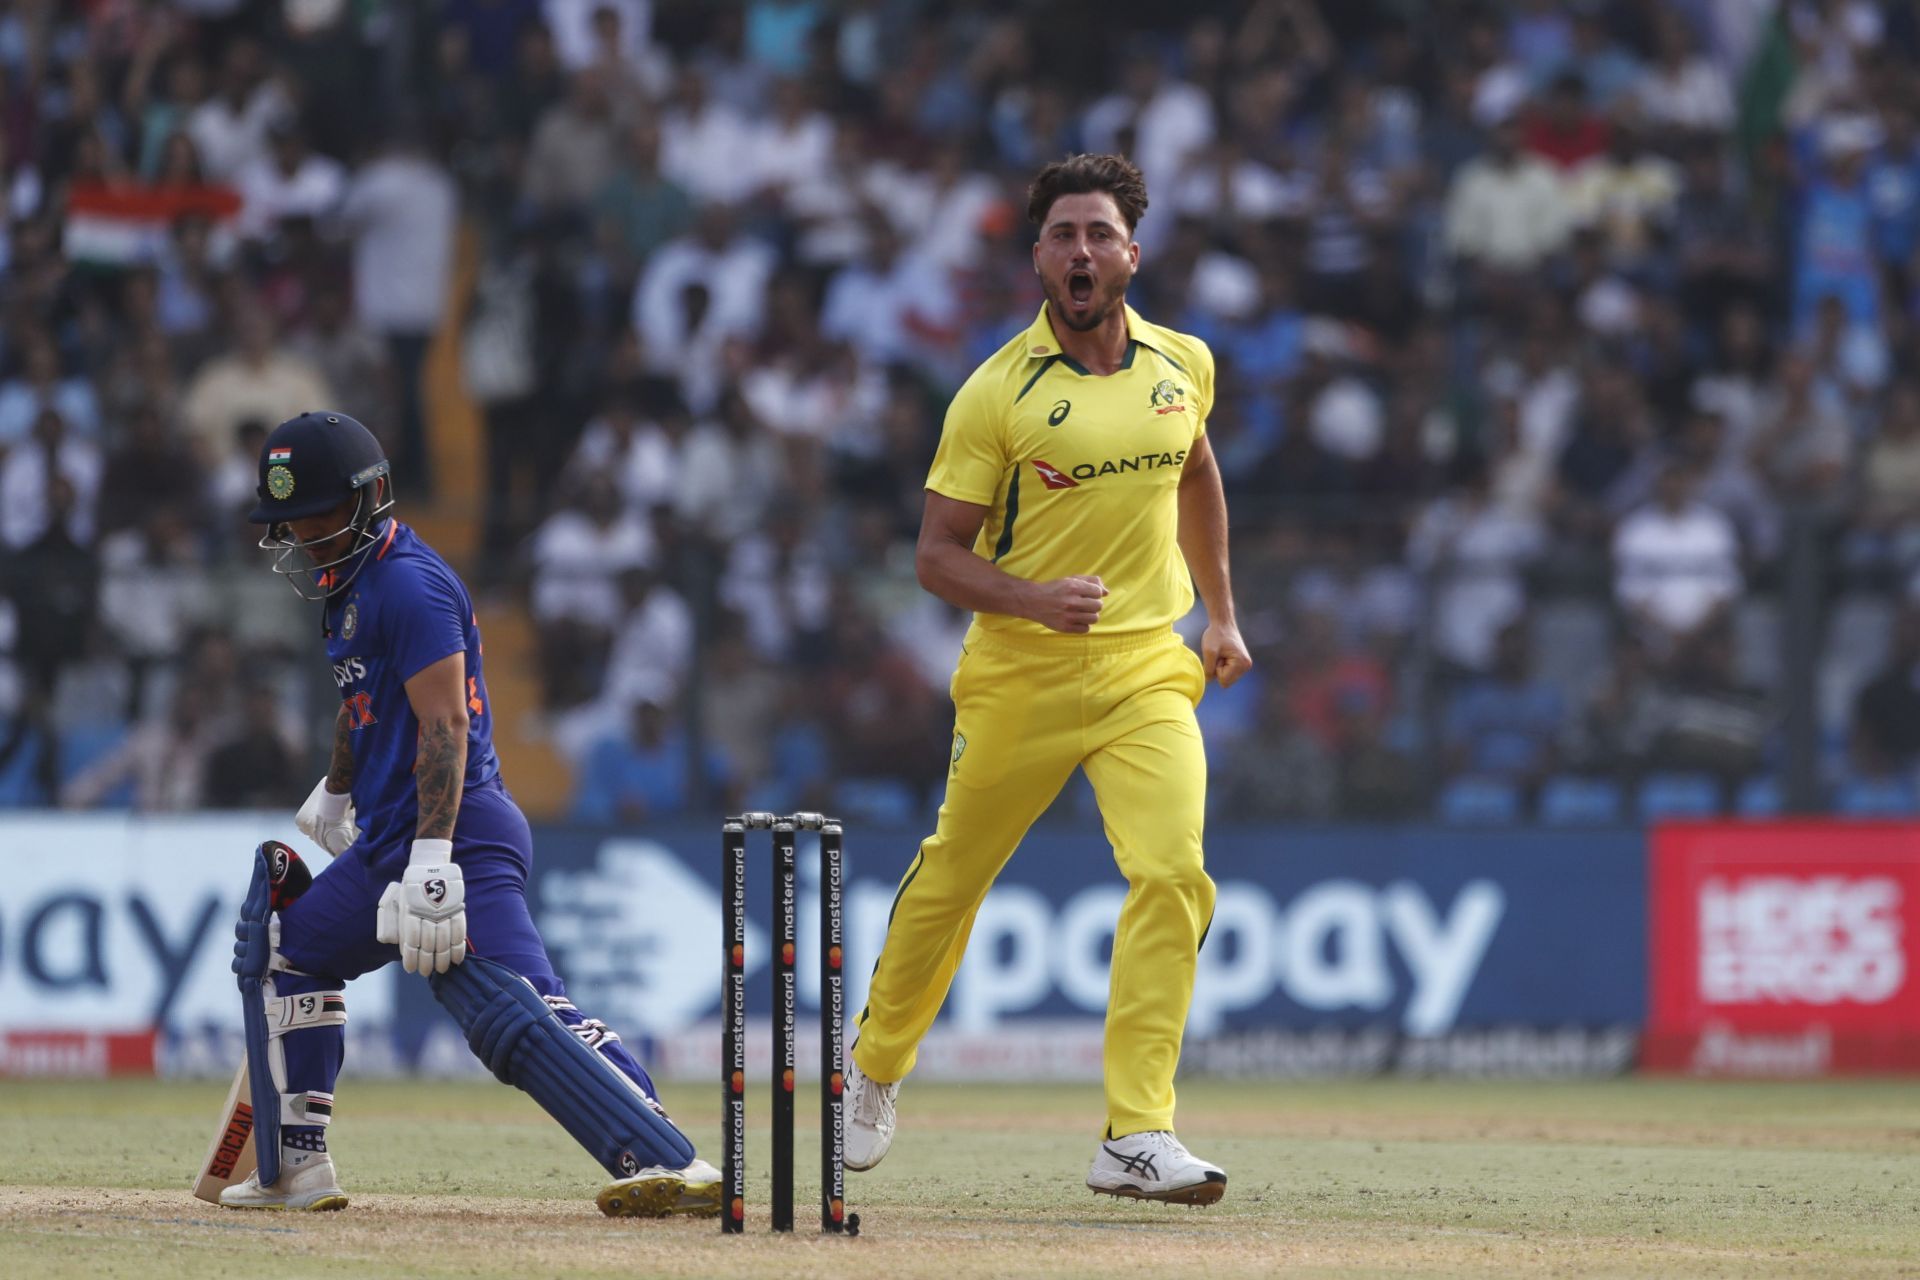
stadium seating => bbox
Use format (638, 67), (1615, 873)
(1437, 777), (1522, 826)
(1537, 776), (1624, 826)
(1636, 774), (1721, 821)
(1834, 775), (1919, 817)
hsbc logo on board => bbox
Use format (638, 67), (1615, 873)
(1699, 875), (1906, 1006)
(1031, 459), (1077, 489)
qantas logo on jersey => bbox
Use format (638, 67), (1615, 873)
(1030, 459), (1078, 489)
(1066, 450), (1188, 482)
(331, 658), (369, 688)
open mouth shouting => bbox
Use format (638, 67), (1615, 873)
(1067, 268), (1095, 312)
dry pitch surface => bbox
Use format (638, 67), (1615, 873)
(3, 1076), (1918, 1278)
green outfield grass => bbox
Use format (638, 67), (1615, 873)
(1, 1075), (1917, 1278)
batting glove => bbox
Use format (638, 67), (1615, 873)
(375, 839), (468, 974)
(295, 778), (360, 856)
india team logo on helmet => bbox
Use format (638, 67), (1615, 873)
(266, 465), (296, 500)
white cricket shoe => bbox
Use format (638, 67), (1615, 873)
(597, 1156), (724, 1218)
(1087, 1131), (1227, 1205)
(219, 1148), (348, 1211)
(843, 1058), (899, 1171)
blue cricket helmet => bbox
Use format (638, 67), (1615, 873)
(249, 411), (396, 601)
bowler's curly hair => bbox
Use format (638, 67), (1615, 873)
(1026, 153), (1149, 237)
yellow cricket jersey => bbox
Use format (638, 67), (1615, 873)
(926, 302), (1214, 639)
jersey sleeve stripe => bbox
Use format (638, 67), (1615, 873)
(992, 465), (1022, 562)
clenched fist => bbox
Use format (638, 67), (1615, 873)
(1025, 575), (1108, 634)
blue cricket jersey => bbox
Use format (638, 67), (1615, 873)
(320, 520), (500, 858)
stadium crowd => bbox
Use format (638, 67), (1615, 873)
(4, 0), (1920, 824)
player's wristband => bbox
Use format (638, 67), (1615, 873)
(317, 786), (351, 823)
(409, 838), (454, 866)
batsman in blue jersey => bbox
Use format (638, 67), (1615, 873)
(223, 411), (718, 1216)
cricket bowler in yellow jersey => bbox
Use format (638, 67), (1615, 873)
(843, 153), (1251, 1205)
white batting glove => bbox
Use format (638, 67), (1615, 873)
(295, 778), (360, 856)
(375, 839), (468, 974)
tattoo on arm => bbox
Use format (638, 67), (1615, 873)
(414, 718), (468, 843)
(327, 702), (354, 794)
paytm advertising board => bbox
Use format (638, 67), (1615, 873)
(1647, 822), (1920, 1076)
(0, 815), (1644, 1079)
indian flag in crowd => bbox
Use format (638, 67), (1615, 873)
(62, 183), (241, 266)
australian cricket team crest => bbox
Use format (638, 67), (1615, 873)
(950, 731), (967, 774)
(266, 464), (296, 500)
(1149, 378), (1186, 414)
(342, 602), (359, 640)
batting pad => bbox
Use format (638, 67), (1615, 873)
(430, 956), (696, 1177)
(231, 841), (343, 1190)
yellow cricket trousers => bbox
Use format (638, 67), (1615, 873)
(852, 626), (1214, 1137)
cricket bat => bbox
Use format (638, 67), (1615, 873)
(191, 1061), (258, 1204)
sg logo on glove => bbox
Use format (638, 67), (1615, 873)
(424, 879), (447, 905)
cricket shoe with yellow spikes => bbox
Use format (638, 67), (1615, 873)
(219, 1147), (348, 1211)
(1087, 1130), (1226, 1205)
(596, 1157), (724, 1218)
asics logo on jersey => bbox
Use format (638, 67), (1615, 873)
(1102, 1143), (1159, 1178)
(1048, 399), (1071, 426)
(1031, 459), (1079, 490)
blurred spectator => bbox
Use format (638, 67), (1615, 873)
(601, 563), (694, 709)
(60, 686), (216, 811)
(1556, 362), (1660, 542)
(675, 386), (782, 541)
(1794, 121), (1882, 329)
(203, 682), (304, 809)
(1641, 620), (1769, 792)
(1565, 118), (1681, 266)
(235, 122), (344, 242)
(1613, 462), (1742, 656)
(721, 504), (833, 663)
(1, 410), (102, 551)
(181, 304), (334, 463)
(1333, 685), (1423, 820)
(594, 118), (694, 270)
(337, 124), (456, 495)
(1443, 115), (1570, 273)
(0, 335), (102, 443)
(1214, 675), (1335, 820)
(633, 207), (775, 401)
(1634, 12), (1733, 138)
(96, 508), (215, 719)
(1852, 381), (1920, 569)
(0, 472), (99, 795)
(569, 693), (730, 822)
(1853, 606), (1920, 773)
(1750, 350), (1852, 501)
(97, 406), (204, 538)
(1408, 459), (1546, 674)
(186, 38), (291, 182)
(287, 287), (393, 434)
(1442, 620), (1565, 787)
(524, 65), (621, 213)
(1522, 72), (1608, 171)
(529, 473), (653, 707)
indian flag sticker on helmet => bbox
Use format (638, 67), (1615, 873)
(268, 447), (292, 462)
(267, 465), (296, 500)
